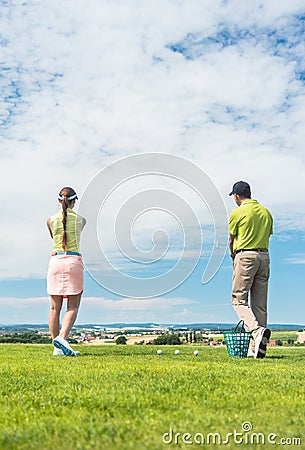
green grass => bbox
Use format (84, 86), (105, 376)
(0, 345), (304, 450)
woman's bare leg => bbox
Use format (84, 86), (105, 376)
(48, 295), (63, 340)
(59, 293), (82, 339)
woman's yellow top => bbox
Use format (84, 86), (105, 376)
(50, 208), (83, 252)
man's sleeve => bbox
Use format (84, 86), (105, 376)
(229, 211), (238, 236)
(269, 212), (273, 235)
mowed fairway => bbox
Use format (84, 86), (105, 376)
(0, 345), (304, 450)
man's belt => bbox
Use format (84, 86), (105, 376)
(235, 249), (268, 254)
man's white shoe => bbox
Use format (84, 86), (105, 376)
(254, 327), (271, 359)
(247, 346), (255, 357)
(53, 335), (77, 357)
(247, 336), (255, 357)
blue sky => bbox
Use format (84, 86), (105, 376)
(0, 0), (304, 325)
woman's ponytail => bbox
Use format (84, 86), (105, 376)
(58, 187), (78, 251)
(61, 196), (68, 250)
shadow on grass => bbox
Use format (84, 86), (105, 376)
(266, 355), (289, 360)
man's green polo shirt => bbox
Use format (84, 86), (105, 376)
(229, 199), (273, 252)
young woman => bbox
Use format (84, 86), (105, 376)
(46, 187), (86, 356)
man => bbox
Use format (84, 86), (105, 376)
(229, 181), (273, 359)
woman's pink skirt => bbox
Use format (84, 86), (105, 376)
(47, 255), (84, 296)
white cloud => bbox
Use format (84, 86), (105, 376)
(0, 295), (199, 324)
(0, 297), (49, 324)
(81, 296), (201, 324)
(0, 0), (305, 283)
(284, 254), (305, 264)
(0, 297), (49, 308)
(84, 296), (195, 310)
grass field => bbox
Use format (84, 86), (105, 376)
(270, 331), (298, 342)
(0, 345), (304, 450)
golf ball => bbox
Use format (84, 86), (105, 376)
(174, 350), (180, 355)
(194, 350), (199, 356)
(157, 349), (162, 355)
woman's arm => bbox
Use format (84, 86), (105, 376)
(46, 217), (53, 238)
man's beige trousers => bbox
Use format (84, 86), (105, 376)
(232, 250), (270, 338)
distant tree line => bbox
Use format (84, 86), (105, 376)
(0, 333), (51, 344)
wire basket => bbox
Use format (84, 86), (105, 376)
(223, 321), (252, 358)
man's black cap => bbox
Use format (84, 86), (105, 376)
(229, 181), (251, 197)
